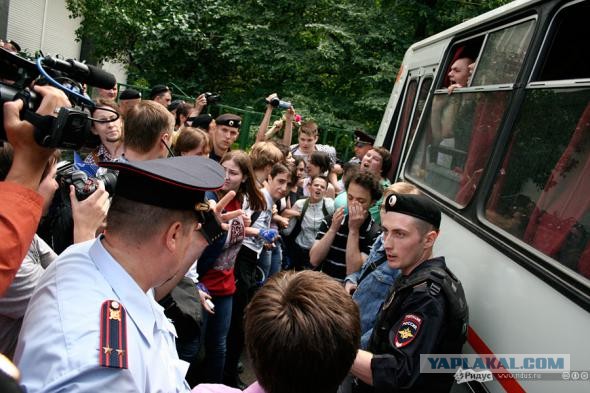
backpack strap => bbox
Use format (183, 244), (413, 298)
(290, 198), (310, 241)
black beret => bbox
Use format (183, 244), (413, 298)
(384, 193), (441, 229)
(99, 156), (224, 211)
(150, 84), (171, 99)
(354, 129), (375, 145)
(119, 88), (141, 100)
(216, 113), (241, 129)
(188, 114), (214, 130)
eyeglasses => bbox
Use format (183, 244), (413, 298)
(161, 139), (175, 157)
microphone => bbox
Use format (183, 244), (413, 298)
(41, 56), (116, 89)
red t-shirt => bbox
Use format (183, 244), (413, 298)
(200, 198), (244, 296)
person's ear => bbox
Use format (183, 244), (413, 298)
(164, 221), (183, 253)
(423, 230), (439, 249)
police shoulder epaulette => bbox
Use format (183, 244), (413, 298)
(99, 300), (128, 369)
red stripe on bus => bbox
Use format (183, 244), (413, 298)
(467, 326), (526, 393)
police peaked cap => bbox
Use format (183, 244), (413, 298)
(354, 129), (375, 145)
(99, 156), (224, 211)
(384, 193), (441, 229)
(215, 113), (241, 129)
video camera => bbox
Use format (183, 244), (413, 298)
(0, 47), (117, 150)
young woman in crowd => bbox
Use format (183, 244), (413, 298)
(304, 151), (336, 198)
(172, 127), (211, 157)
(194, 150), (265, 384)
(224, 162), (291, 389)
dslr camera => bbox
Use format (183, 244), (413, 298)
(0, 47), (117, 150)
(204, 92), (221, 105)
(57, 162), (117, 201)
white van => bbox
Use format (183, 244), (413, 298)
(376, 0), (590, 391)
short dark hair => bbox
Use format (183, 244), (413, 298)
(245, 271), (360, 393)
(270, 162), (290, 179)
(124, 101), (174, 153)
(348, 171), (382, 202)
(309, 151), (332, 174)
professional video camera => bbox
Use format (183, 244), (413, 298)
(0, 47), (117, 150)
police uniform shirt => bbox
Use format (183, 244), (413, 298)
(15, 238), (191, 392)
(367, 257), (460, 393)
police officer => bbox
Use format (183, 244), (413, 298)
(349, 129), (375, 165)
(350, 193), (468, 393)
(14, 156), (233, 392)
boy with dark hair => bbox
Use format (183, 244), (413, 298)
(310, 171), (382, 282)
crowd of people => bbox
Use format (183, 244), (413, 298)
(0, 66), (469, 393)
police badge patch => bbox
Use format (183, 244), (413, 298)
(393, 314), (422, 348)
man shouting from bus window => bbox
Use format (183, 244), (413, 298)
(350, 194), (468, 393)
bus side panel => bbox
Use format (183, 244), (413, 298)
(437, 216), (590, 393)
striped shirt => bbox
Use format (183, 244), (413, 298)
(315, 214), (380, 282)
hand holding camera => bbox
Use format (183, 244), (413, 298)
(3, 85), (69, 190)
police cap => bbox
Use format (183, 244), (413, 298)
(384, 193), (441, 229)
(354, 129), (375, 145)
(215, 113), (241, 129)
(99, 156), (224, 211)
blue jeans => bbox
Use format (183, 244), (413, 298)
(259, 244), (282, 282)
(201, 295), (233, 383)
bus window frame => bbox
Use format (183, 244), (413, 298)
(397, 74), (435, 180)
(404, 14), (539, 208)
(528, 0), (590, 85)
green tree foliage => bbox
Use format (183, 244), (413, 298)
(67, 0), (510, 136)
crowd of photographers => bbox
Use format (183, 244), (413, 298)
(1, 39), (468, 393)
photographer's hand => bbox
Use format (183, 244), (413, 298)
(3, 85), (69, 190)
(70, 181), (110, 243)
(194, 94), (207, 115)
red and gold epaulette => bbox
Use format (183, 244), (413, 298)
(99, 300), (128, 369)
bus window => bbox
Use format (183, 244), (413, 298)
(485, 1), (590, 280)
(407, 90), (510, 202)
(536, 1), (590, 81)
(471, 19), (535, 86)
(406, 18), (536, 206)
(485, 89), (590, 279)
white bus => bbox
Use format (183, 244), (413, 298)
(375, 0), (590, 391)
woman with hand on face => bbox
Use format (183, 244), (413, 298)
(191, 150), (265, 384)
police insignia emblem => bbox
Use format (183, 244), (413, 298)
(393, 314), (422, 348)
(99, 300), (128, 368)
